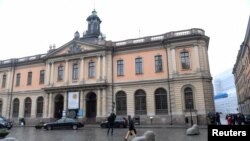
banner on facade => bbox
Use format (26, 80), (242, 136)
(68, 91), (80, 109)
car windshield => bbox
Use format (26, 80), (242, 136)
(65, 118), (75, 122)
(57, 118), (65, 123)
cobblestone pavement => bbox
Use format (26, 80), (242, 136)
(2, 126), (207, 141)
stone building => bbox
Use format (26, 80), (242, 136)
(0, 10), (214, 125)
(233, 16), (250, 115)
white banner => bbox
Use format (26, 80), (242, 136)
(68, 91), (79, 109)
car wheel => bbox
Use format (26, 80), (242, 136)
(72, 125), (78, 130)
(101, 124), (106, 128)
(47, 125), (52, 130)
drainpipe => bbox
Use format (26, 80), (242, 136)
(111, 46), (115, 113)
(162, 40), (173, 125)
(8, 59), (16, 120)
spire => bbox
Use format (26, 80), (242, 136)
(81, 9), (103, 42)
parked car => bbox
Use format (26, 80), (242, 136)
(44, 117), (84, 130)
(100, 116), (127, 128)
(244, 114), (250, 125)
(0, 116), (13, 130)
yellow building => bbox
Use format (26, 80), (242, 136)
(233, 16), (250, 115)
(0, 10), (214, 125)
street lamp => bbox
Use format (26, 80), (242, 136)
(189, 102), (193, 126)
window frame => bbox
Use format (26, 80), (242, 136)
(184, 87), (194, 110)
(39, 70), (45, 84)
(27, 72), (32, 85)
(117, 60), (124, 76)
(155, 55), (163, 72)
(135, 57), (143, 74)
(58, 65), (64, 81)
(72, 63), (79, 80)
(2, 74), (6, 88)
(181, 51), (190, 70)
(16, 73), (21, 86)
(89, 62), (95, 78)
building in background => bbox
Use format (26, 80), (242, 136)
(213, 68), (238, 118)
(0, 10), (214, 125)
(233, 16), (250, 115)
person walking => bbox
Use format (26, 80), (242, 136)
(107, 113), (116, 135)
(215, 112), (221, 125)
(124, 115), (136, 141)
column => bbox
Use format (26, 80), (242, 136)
(19, 97), (24, 118)
(171, 48), (177, 73)
(43, 94), (49, 118)
(167, 48), (173, 78)
(64, 60), (69, 85)
(193, 45), (200, 71)
(81, 91), (86, 117)
(102, 89), (107, 116)
(31, 97), (36, 118)
(48, 93), (53, 118)
(80, 57), (85, 83)
(50, 62), (54, 86)
(63, 92), (67, 111)
(45, 62), (50, 85)
(97, 55), (101, 80)
(97, 89), (101, 117)
(6, 69), (12, 89)
(102, 55), (106, 80)
(80, 91), (84, 110)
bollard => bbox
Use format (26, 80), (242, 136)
(132, 130), (155, 141)
(186, 124), (200, 135)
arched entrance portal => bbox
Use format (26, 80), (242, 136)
(86, 92), (97, 118)
(54, 94), (64, 119)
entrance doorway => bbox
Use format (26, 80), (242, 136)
(86, 92), (97, 118)
(54, 94), (64, 119)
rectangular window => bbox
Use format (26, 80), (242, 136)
(58, 66), (63, 81)
(117, 60), (124, 76)
(27, 72), (32, 85)
(72, 64), (78, 80)
(181, 52), (190, 69)
(155, 55), (163, 72)
(1, 75), (6, 88)
(89, 62), (95, 78)
(16, 73), (21, 86)
(135, 57), (143, 74)
(39, 70), (45, 84)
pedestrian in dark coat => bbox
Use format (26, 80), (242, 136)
(124, 115), (136, 140)
(216, 112), (221, 125)
(107, 113), (116, 135)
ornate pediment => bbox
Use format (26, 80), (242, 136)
(68, 42), (82, 54)
(47, 40), (105, 58)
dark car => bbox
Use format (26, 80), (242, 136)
(44, 117), (84, 130)
(100, 116), (127, 128)
(244, 114), (250, 125)
(0, 116), (13, 130)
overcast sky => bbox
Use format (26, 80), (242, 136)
(0, 0), (249, 76)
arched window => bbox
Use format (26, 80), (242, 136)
(24, 97), (32, 117)
(184, 87), (194, 110)
(116, 91), (127, 115)
(135, 89), (147, 115)
(155, 88), (168, 114)
(36, 97), (44, 117)
(13, 98), (19, 117)
(0, 99), (2, 115)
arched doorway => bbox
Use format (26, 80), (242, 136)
(54, 94), (64, 119)
(86, 92), (97, 118)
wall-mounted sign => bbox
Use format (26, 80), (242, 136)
(68, 91), (80, 109)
